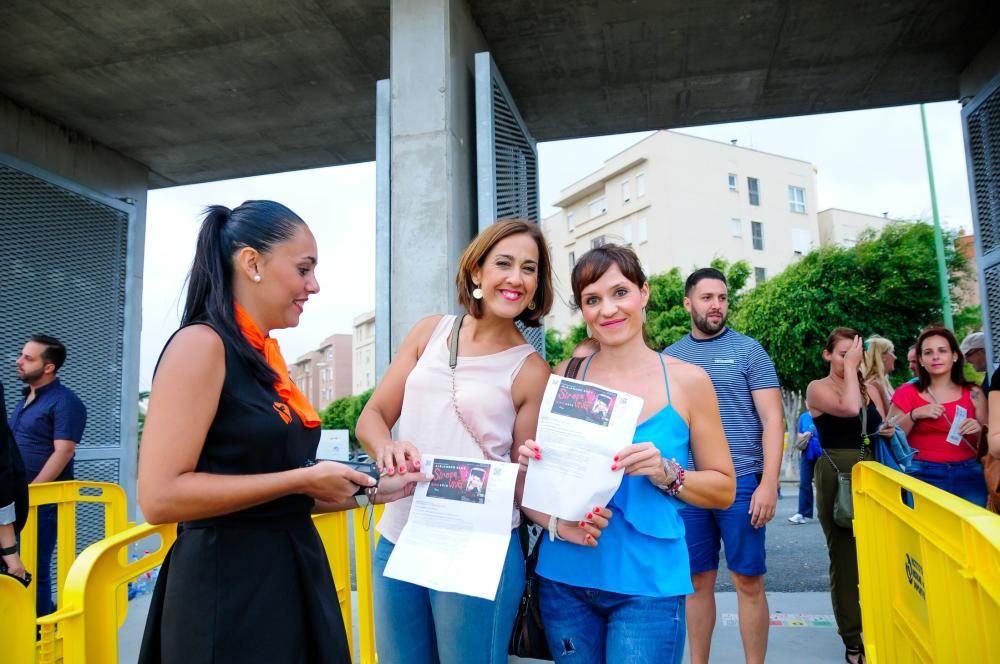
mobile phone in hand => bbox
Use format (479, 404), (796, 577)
(340, 460), (381, 495)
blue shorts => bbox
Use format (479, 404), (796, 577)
(681, 473), (767, 577)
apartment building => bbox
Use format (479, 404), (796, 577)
(352, 310), (376, 395)
(541, 130), (820, 333)
(817, 208), (895, 247)
(288, 334), (352, 411)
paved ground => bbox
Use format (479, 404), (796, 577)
(119, 482), (845, 663)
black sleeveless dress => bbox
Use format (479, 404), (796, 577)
(138, 327), (351, 663)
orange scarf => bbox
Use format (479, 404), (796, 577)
(234, 302), (321, 428)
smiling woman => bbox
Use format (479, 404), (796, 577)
(135, 201), (425, 664)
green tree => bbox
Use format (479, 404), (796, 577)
(731, 222), (969, 393)
(645, 257), (751, 350)
(320, 388), (375, 446)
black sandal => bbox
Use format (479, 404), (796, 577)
(845, 644), (865, 664)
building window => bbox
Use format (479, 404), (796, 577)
(588, 197), (607, 219)
(568, 250), (576, 267)
(730, 218), (742, 237)
(567, 211), (575, 232)
(636, 172), (646, 197)
(728, 173), (737, 190)
(748, 177), (760, 206)
(622, 179), (631, 204)
(591, 235), (608, 249)
(751, 221), (764, 250)
(754, 267), (767, 284)
(788, 186), (805, 213)
(637, 217), (648, 243)
(623, 223), (633, 245)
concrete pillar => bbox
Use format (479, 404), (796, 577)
(388, 0), (487, 353)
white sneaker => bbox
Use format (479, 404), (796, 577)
(788, 513), (809, 524)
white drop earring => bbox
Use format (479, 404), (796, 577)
(253, 274), (262, 283)
(472, 285), (483, 300)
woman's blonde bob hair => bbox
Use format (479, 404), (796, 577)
(454, 219), (552, 327)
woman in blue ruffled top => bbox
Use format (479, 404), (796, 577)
(518, 244), (736, 664)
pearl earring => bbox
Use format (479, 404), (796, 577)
(253, 275), (262, 283)
(527, 301), (536, 311)
(472, 287), (483, 300)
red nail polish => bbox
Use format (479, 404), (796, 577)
(387, 468), (395, 476)
(611, 464), (618, 471)
(587, 512), (593, 519)
(535, 454), (541, 460)
(398, 466), (405, 473)
(579, 521), (586, 527)
(594, 507), (601, 514)
(613, 455), (619, 462)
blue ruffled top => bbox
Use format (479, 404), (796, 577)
(535, 355), (693, 598)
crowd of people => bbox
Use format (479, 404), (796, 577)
(2, 202), (998, 664)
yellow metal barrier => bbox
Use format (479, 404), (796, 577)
(853, 461), (1000, 663)
(22, 503), (384, 663)
(0, 481), (131, 662)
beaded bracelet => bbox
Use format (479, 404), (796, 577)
(656, 458), (685, 497)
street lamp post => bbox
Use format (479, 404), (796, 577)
(920, 104), (954, 331)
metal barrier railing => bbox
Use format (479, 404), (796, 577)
(3, 481), (384, 663)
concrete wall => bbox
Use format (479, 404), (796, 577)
(388, 0), (487, 353)
(543, 131), (819, 333)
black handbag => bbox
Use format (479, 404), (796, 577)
(508, 522), (553, 660)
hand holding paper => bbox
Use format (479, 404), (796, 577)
(522, 375), (644, 521)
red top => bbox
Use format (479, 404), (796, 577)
(891, 382), (978, 463)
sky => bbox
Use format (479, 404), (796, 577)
(140, 101), (973, 389)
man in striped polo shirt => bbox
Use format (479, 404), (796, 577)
(664, 268), (784, 664)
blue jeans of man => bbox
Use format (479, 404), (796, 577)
(798, 454), (817, 518)
(538, 577), (686, 664)
(372, 530), (524, 664)
(908, 458), (987, 507)
(35, 504), (57, 616)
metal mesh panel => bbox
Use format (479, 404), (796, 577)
(0, 164), (128, 448)
(985, 265), (1000, 365)
(965, 79), (1000, 366)
(73, 459), (119, 554)
(966, 93), (1000, 255)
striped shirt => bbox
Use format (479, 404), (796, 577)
(664, 328), (780, 476)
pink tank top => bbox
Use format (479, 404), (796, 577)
(377, 315), (538, 543)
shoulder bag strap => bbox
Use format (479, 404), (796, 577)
(564, 356), (584, 380)
(448, 314), (465, 370)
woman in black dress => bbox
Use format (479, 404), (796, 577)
(138, 201), (424, 664)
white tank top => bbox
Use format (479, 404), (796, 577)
(377, 315), (537, 543)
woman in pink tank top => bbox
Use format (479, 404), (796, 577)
(357, 220), (609, 664)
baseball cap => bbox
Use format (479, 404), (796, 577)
(960, 332), (985, 355)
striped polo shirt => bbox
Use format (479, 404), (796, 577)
(664, 328), (780, 477)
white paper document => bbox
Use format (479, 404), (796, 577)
(945, 405), (968, 445)
(522, 375), (644, 521)
(383, 454), (517, 600)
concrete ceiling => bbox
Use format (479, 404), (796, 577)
(1, 1), (996, 188)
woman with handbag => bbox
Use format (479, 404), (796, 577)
(356, 220), (605, 664)
(517, 244), (736, 664)
(886, 326), (987, 506)
(137, 201), (426, 664)
(806, 327), (886, 664)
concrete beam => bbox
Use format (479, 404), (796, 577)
(388, 0), (486, 353)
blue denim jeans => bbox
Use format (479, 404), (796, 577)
(35, 504), (57, 616)
(538, 577), (685, 664)
(372, 530), (524, 664)
(798, 455), (817, 518)
(909, 458), (987, 507)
